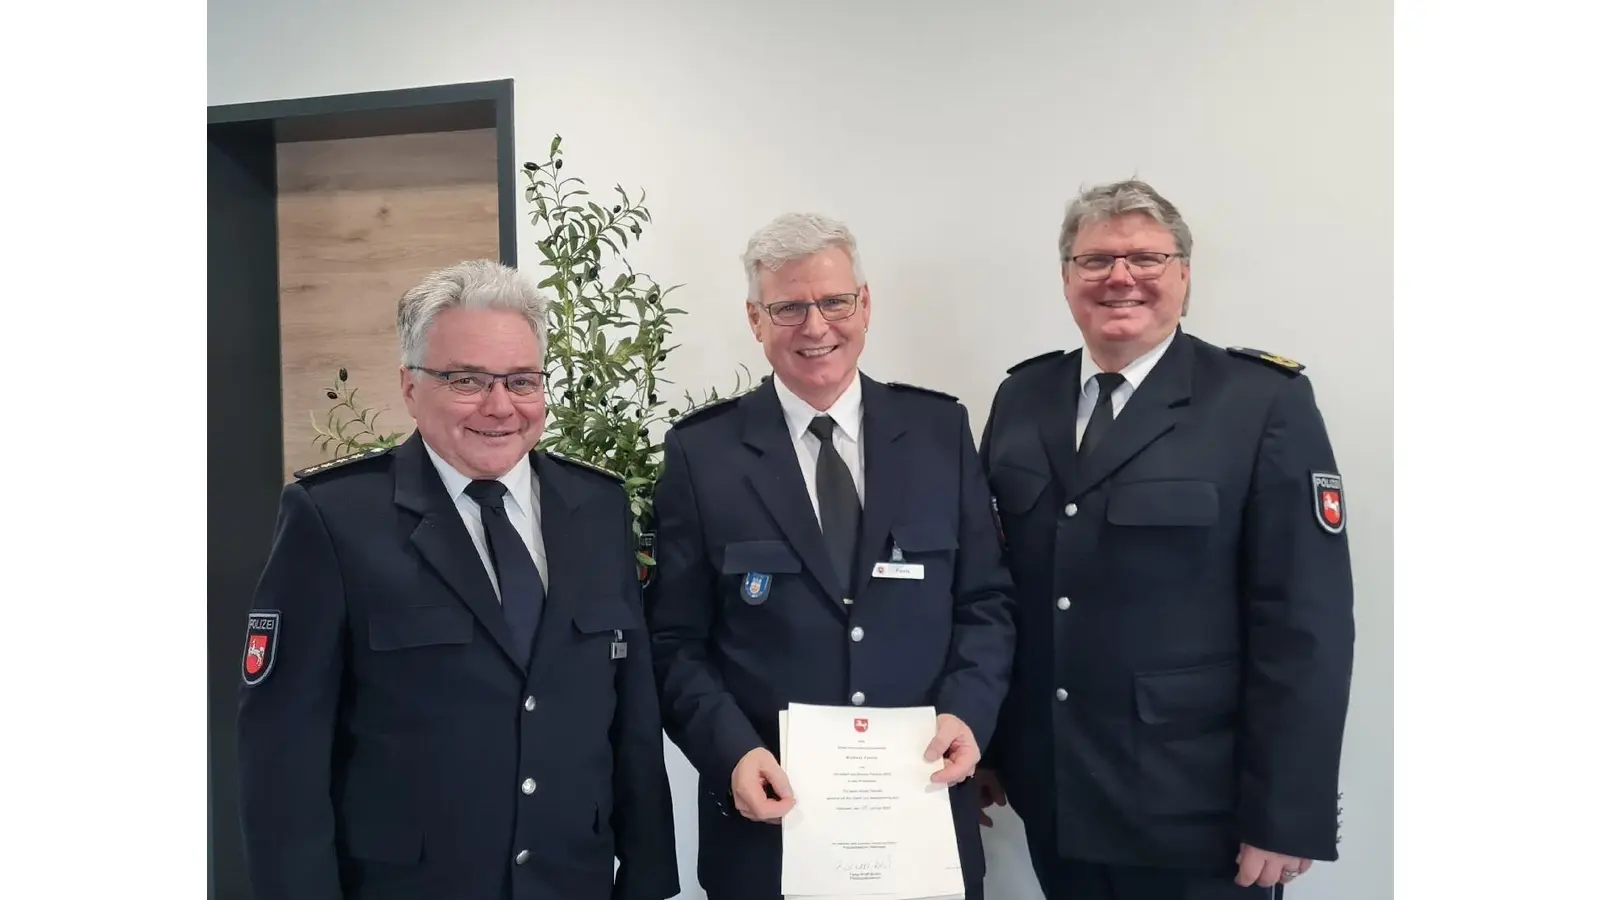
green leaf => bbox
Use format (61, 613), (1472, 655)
(549, 134), (562, 156)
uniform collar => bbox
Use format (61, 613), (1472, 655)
(423, 438), (534, 518)
(772, 369), (864, 444)
(1081, 327), (1178, 398)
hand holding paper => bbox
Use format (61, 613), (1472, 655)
(731, 746), (795, 824)
(924, 713), (980, 785)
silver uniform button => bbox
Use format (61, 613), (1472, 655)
(515, 849), (530, 865)
(1065, 503), (1078, 517)
(1057, 597), (1071, 610)
(521, 778), (537, 794)
(1055, 688), (1069, 701)
(851, 691), (866, 706)
(842, 597), (853, 605)
(524, 696), (537, 712)
(850, 626), (864, 642)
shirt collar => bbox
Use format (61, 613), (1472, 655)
(423, 438), (534, 518)
(1081, 327), (1178, 398)
(772, 370), (864, 445)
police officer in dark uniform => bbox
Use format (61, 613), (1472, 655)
(236, 260), (678, 900)
(646, 213), (1016, 900)
(976, 182), (1355, 900)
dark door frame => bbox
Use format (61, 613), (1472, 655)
(206, 79), (517, 900)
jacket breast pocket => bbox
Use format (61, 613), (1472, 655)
(1105, 480), (1218, 577)
(884, 520), (958, 589)
(990, 465), (1051, 517)
(571, 598), (640, 638)
(367, 606), (474, 652)
(718, 540), (802, 605)
(1132, 660), (1239, 817)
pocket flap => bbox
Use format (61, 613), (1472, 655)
(1134, 661), (1240, 724)
(990, 465), (1050, 514)
(891, 520), (958, 552)
(571, 599), (642, 634)
(718, 540), (802, 574)
(368, 606), (474, 651)
(1107, 480), (1218, 526)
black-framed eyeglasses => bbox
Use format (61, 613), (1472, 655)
(1069, 252), (1184, 281)
(410, 367), (548, 397)
(758, 293), (861, 327)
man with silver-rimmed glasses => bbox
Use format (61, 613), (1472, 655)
(646, 212), (1016, 900)
(977, 180), (1355, 899)
(237, 259), (679, 900)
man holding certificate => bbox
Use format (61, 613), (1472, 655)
(646, 212), (1017, 900)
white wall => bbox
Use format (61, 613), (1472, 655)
(209, 1), (1392, 897)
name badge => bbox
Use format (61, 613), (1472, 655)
(610, 629), (628, 659)
(872, 561), (925, 580)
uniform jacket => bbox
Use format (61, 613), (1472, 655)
(236, 432), (678, 900)
(980, 329), (1355, 874)
(645, 373), (1016, 898)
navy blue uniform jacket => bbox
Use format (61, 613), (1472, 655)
(236, 432), (678, 900)
(645, 374), (1016, 899)
(980, 329), (1355, 876)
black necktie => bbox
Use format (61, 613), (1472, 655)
(807, 415), (861, 587)
(1079, 372), (1127, 458)
(464, 479), (544, 663)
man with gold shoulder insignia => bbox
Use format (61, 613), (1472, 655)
(644, 213), (1017, 900)
(976, 180), (1355, 900)
(237, 261), (678, 900)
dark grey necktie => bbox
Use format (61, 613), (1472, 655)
(1079, 372), (1127, 458)
(807, 415), (861, 586)
(464, 479), (544, 663)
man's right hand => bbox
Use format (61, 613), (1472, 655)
(731, 747), (795, 824)
(975, 768), (1008, 827)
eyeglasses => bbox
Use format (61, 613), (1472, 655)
(758, 293), (861, 327)
(1069, 252), (1184, 281)
(410, 367), (548, 397)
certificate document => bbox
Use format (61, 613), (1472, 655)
(779, 703), (964, 899)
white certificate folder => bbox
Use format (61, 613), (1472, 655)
(778, 702), (965, 900)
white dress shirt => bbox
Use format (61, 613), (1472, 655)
(423, 440), (548, 601)
(773, 372), (866, 526)
(1076, 328), (1178, 449)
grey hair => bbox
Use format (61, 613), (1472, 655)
(1058, 179), (1194, 311)
(741, 212), (866, 302)
(396, 259), (550, 367)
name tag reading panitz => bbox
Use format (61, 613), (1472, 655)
(871, 562), (924, 580)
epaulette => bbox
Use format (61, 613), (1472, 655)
(1227, 346), (1305, 375)
(294, 445), (393, 479)
(1006, 349), (1064, 374)
(671, 383), (759, 426)
(545, 450), (624, 483)
(886, 381), (958, 402)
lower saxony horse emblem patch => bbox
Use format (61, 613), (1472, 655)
(241, 611), (280, 686)
(1311, 472), (1346, 534)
